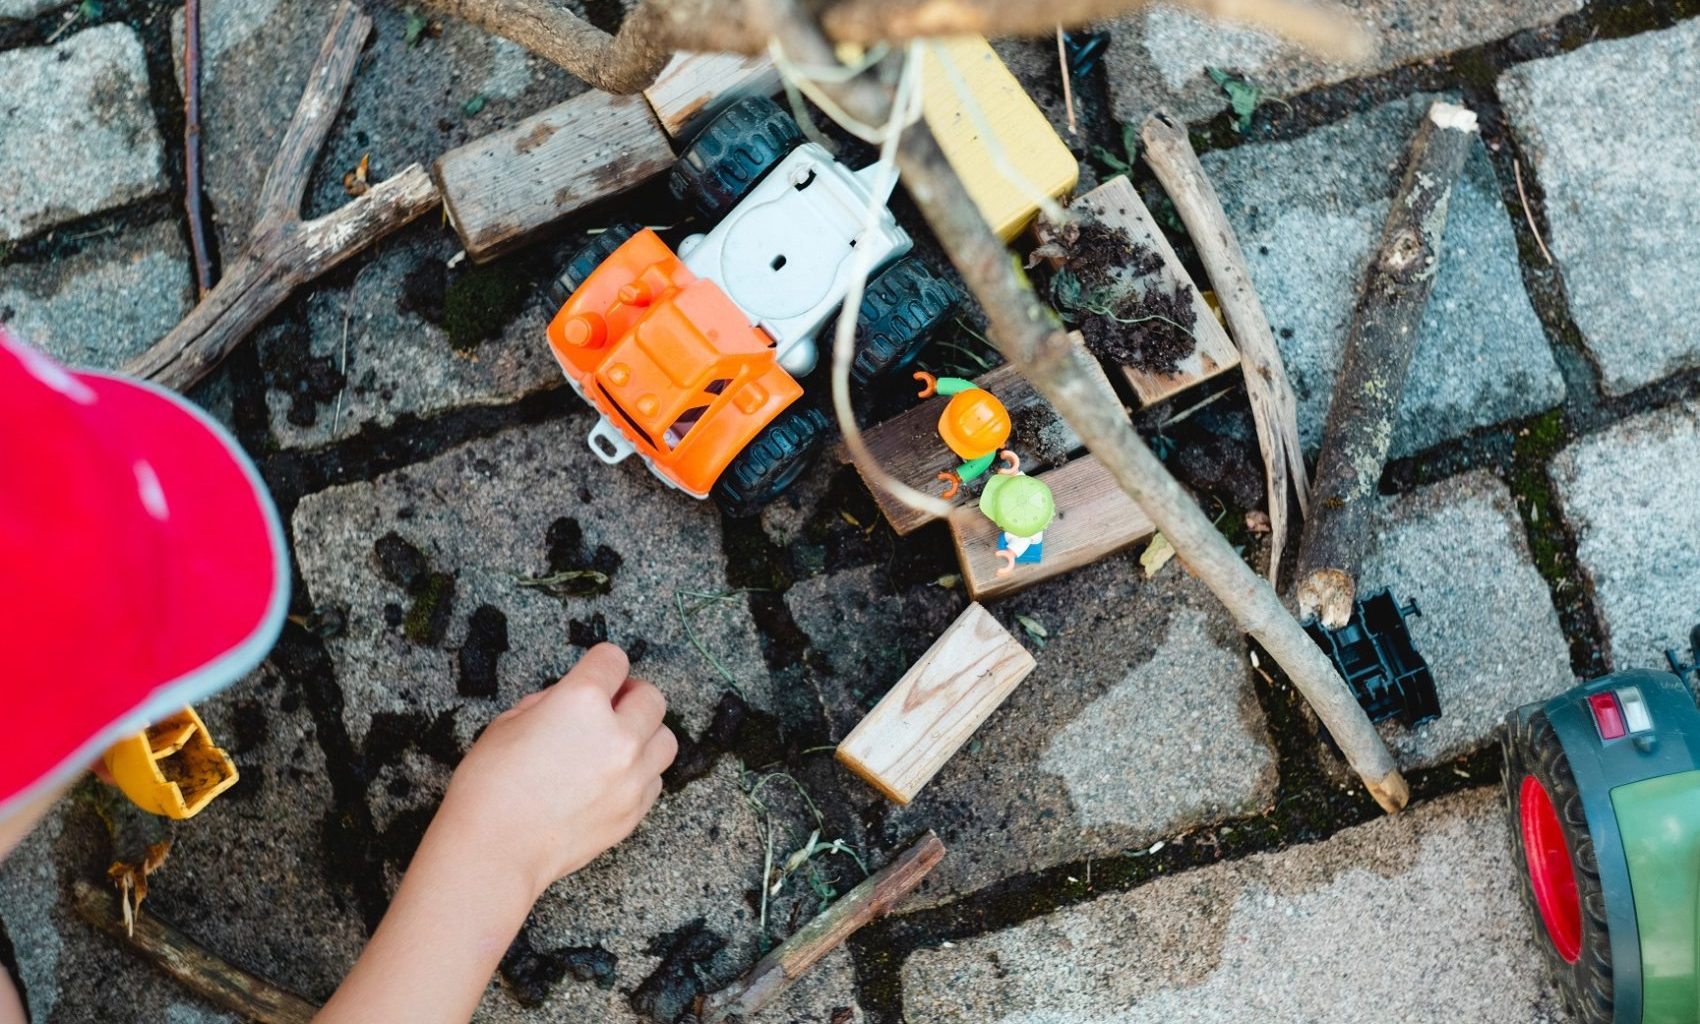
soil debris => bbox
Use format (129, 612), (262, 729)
(500, 915), (618, 1007)
(630, 917), (727, 1024)
(457, 604), (510, 697)
(1038, 216), (1198, 376)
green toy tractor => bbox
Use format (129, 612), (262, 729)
(1504, 626), (1700, 1024)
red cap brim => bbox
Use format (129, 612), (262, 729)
(0, 370), (288, 819)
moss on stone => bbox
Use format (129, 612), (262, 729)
(442, 264), (530, 352)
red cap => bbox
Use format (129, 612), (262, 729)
(0, 331), (288, 819)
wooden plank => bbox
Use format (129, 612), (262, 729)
(433, 91), (674, 263)
(919, 37), (1079, 241)
(642, 51), (783, 140)
(1066, 176), (1241, 405)
(948, 453), (1156, 601)
(837, 604), (1036, 804)
(844, 332), (1121, 535)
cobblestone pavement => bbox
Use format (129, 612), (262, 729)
(2, 0), (1698, 1021)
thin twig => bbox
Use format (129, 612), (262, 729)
(332, 256), (382, 435)
(1512, 158), (1553, 266)
(1056, 26), (1077, 136)
(183, 0), (213, 296)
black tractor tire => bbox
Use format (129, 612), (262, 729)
(850, 257), (961, 386)
(1502, 710), (1614, 1024)
(668, 96), (803, 222)
(549, 222), (643, 308)
(713, 405), (831, 518)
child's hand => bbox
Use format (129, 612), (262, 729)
(434, 643), (677, 898)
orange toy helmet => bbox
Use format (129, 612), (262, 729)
(939, 389), (1012, 460)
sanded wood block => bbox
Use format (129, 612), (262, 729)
(1066, 176), (1240, 405)
(837, 602), (1036, 803)
(948, 453), (1156, 601)
(643, 51), (783, 140)
(919, 37), (1079, 241)
(433, 91), (674, 263)
(843, 333), (1120, 535)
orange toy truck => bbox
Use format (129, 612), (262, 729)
(546, 97), (959, 516)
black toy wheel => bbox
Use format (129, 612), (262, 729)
(668, 96), (803, 222)
(550, 222), (643, 308)
(1502, 710), (1614, 1024)
(713, 405), (831, 517)
(850, 257), (961, 386)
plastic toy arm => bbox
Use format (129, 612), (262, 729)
(957, 450), (999, 484)
(933, 376), (978, 397)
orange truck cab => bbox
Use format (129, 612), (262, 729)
(546, 228), (804, 498)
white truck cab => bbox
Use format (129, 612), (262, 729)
(678, 142), (911, 377)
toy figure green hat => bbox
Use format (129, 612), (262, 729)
(980, 471), (1055, 538)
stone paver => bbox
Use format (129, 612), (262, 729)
(1500, 21), (1700, 395)
(257, 231), (561, 445)
(1363, 471), (1572, 768)
(0, 220), (192, 370)
(0, 25), (167, 243)
(0, 0), (69, 19)
(1201, 93), (1564, 457)
(172, 0), (585, 445)
(1104, 0), (1582, 125)
(902, 788), (1564, 1023)
(1551, 402), (1700, 671)
(787, 556), (1278, 906)
(293, 412), (779, 746)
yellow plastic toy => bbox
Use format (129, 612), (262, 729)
(919, 36), (1080, 241)
(102, 706), (239, 819)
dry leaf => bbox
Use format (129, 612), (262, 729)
(342, 152), (371, 197)
(1140, 532), (1175, 576)
(1244, 510), (1271, 534)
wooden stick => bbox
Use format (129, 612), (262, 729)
(183, 0), (212, 297)
(72, 880), (319, 1024)
(838, 605), (1035, 803)
(694, 832), (945, 1023)
(124, 1), (440, 392)
(1140, 112), (1309, 589)
(755, 0), (1406, 813)
(1293, 102), (1477, 629)
(642, 51), (782, 139)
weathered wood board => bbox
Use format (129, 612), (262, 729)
(1066, 176), (1240, 405)
(844, 333), (1121, 535)
(642, 51), (784, 140)
(837, 602), (1036, 804)
(434, 91), (674, 263)
(948, 453), (1157, 601)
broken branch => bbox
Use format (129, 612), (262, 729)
(419, 0), (1373, 96)
(755, 0), (1407, 813)
(125, 1), (441, 392)
(72, 880), (319, 1024)
(183, 0), (212, 296)
(1294, 101), (1477, 629)
(693, 831), (945, 1022)
(1140, 112), (1309, 590)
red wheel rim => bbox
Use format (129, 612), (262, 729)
(1521, 774), (1582, 963)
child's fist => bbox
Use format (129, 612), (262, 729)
(436, 644), (677, 897)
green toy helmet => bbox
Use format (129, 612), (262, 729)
(979, 471), (1055, 537)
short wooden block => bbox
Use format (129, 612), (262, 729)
(1066, 176), (1241, 405)
(433, 91), (675, 263)
(948, 453), (1156, 601)
(919, 37), (1079, 241)
(643, 51), (783, 140)
(837, 602), (1036, 804)
(844, 333), (1120, 535)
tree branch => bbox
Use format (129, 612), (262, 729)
(758, 0), (1406, 812)
(1140, 112), (1309, 589)
(125, 0), (441, 393)
(1294, 101), (1477, 628)
(694, 831), (945, 1023)
(418, 0), (1373, 96)
(73, 880), (318, 1024)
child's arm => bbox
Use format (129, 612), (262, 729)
(1, 969), (24, 1024)
(313, 643), (675, 1024)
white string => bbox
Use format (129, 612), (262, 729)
(770, 37), (953, 521)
